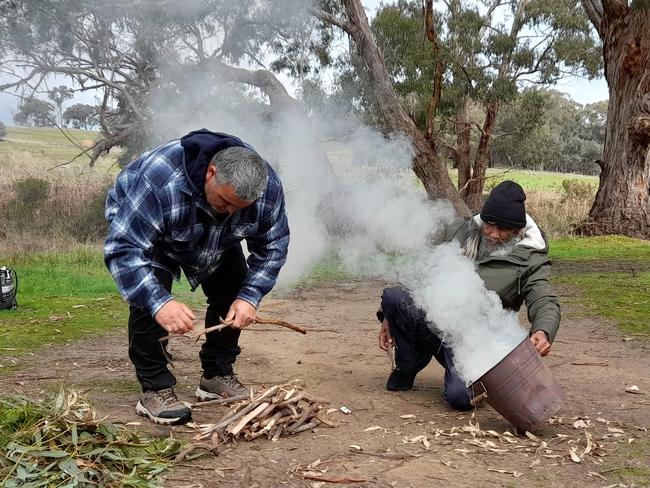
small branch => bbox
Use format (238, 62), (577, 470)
(309, 6), (356, 36)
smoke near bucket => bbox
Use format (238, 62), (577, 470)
(0, 266), (18, 310)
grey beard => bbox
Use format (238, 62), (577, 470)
(477, 233), (523, 260)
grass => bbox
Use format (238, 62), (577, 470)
(485, 167), (597, 190)
(549, 237), (650, 335)
(550, 236), (650, 261)
(0, 126), (117, 183)
(452, 167), (598, 191)
(599, 440), (650, 486)
(555, 271), (650, 335)
(0, 247), (206, 373)
(296, 253), (349, 286)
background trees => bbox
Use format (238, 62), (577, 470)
(63, 103), (98, 130)
(1, 0), (647, 238)
(13, 97), (54, 127)
(491, 90), (606, 174)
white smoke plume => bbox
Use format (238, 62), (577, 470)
(143, 3), (528, 385)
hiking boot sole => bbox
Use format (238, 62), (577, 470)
(135, 400), (192, 425)
(194, 386), (229, 402)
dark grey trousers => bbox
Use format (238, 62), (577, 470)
(378, 287), (472, 410)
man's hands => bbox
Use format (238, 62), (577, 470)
(225, 299), (257, 329)
(379, 319), (394, 351)
(530, 330), (551, 356)
(155, 300), (195, 335)
(155, 298), (256, 334)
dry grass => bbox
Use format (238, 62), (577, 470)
(526, 189), (595, 238)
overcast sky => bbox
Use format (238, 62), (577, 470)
(0, 0), (608, 126)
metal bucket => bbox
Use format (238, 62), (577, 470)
(472, 338), (565, 433)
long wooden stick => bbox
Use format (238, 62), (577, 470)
(159, 316), (307, 342)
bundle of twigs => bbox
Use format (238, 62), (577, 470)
(193, 382), (334, 444)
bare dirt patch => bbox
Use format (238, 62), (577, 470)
(2, 280), (649, 487)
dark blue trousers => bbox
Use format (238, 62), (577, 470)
(128, 246), (248, 391)
(378, 287), (472, 410)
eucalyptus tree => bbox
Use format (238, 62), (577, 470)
(317, 0), (600, 210)
(580, 0), (649, 238)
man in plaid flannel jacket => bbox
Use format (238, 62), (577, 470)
(105, 129), (289, 425)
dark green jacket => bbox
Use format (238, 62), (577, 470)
(444, 215), (561, 343)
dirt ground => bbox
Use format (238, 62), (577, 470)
(2, 279), (649, 488)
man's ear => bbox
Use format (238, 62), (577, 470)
(205, 163), (217, 182)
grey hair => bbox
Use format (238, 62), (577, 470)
(210, 146), (268, 201)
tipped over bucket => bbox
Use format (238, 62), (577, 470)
(472, 338), (565, 433)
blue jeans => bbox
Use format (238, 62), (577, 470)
(378, 287), (472, 410)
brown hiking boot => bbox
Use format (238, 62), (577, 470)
(135, 388), (192, 425)
(195, 374), (249, 401)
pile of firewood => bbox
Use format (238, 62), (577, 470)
(193, 382), (335, 444)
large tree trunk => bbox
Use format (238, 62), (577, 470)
(579, 1), (650, 238)
(313, 0), (470, 216)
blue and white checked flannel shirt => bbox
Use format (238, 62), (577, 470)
(104, 139), (290, 316)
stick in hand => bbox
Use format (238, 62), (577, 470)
(159, 315), (307, 342)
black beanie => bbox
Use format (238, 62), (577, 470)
(480, 180), (527, 229)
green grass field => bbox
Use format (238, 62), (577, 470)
(0, 248), (204, 373)
(482, 168), (598, 190)
(550, 235), (650, 261)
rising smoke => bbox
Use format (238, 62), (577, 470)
(145, 1), (527, 385)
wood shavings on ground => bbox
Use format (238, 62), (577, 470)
(192, 381), (335, 445)
(290, 459), (366, 484)
(403, 412), (633, 475)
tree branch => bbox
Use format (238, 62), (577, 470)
(424, 0), (444, 140)
(309, 6), (356, 36)
(581, 0), (604, 35)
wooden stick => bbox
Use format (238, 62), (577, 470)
(197, 386), (280, 437)
(288, 404), (320, 433)
(228, 402), (271, 435)
(291, 419), (320, 434)
(254, 315), (307, 334)
(159, 315), (307, 342)
(296, 473), (366, 483)
(189, 392), (250, 407)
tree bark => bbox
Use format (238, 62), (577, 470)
(578, 2), (650, 238)
(456, 97), (472, 195)
(464, 101), (499, 211)
(314, 0), (470, 216)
